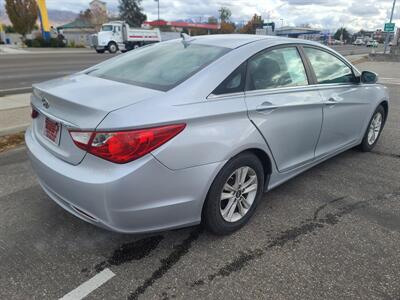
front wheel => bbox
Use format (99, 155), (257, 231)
(108, 42), (118, 54)
(203, 152), (264, 235)
(359, 105), (385, 152)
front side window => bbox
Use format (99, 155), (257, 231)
(246, 47), (308, 91)
(304, 47), (356, 84)
(90, 41), (230, 91)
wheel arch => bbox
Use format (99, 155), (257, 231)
(379, 100), (389, 124)
(243, 148), (272, 191)
(200, 147), (273, 224)
(107, 40), (118, 48)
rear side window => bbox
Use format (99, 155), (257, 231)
(90, 41), (230, 91)
(246, 47), (308, 91)
(304, 47), (356, 84)
(212, 63), (246, 95)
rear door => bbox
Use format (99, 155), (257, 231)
(302, 46), (371, 157)
(244, 46), (323, 172)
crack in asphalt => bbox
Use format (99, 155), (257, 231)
(371, 151), (400, 159)
(82, 235), (164, 276)
(313, 196), (346, 221)
(189, 190), (400, 287)
(127, 228), (203, 300)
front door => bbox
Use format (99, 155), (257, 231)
(302, 47), (371, 157)
(245, 46), (323, 172)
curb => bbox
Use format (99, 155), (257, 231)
(0, 124), (30, 137)
(0, 87), (32, 97)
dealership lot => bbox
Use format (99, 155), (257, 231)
(1, 61), (400, 299)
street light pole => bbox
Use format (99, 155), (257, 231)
(384, 0), (397, 54)
(154, 0), (160, 21)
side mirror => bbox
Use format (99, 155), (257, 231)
(361, 71), (378, 84)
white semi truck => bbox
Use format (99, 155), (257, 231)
(91, 21), (180, 53)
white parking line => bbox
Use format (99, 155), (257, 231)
(59, 268), (115, 300)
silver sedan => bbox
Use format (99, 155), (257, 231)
(26, 35), (389, 235)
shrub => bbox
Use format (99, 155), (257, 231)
(24, 37), (66, 48)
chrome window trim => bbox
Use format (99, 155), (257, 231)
(244, 83), (357, 97)
(207, 91), (245, 100)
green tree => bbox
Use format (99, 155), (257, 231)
(5, 0), (38, 39)
(218, 7), (231, 23)
(119, 0), (147, 27)
(334, 27), (350, 42)
(4, 25), (16, 33)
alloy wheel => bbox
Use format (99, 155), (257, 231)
(220, 166), (258, 223)
(367, 112), (383, 145)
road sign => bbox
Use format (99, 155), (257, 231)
(384, 23), (395, 32)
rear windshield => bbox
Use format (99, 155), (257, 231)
(89, 41), (230, 91)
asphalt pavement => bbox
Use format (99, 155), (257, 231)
(0, 44), (380, 95)
(0, 61), (399, 299)
(0, 51), (116, 93)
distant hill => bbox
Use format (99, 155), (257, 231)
(0, 8), (77, 27)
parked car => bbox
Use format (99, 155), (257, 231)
(366, 40), (378, 47)
(330, 39), (344, 45)
(26, 35), (389, 235)
(353, 38), (365, 46)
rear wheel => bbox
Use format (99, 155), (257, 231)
(108, 42), (118, 54)
(203, 152), (264, 235)
(359, 105), (385, 152)
(95, 49), (105, 54)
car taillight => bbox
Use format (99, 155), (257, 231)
(31, 107), (39, 119)
(69, 124), (186, 164)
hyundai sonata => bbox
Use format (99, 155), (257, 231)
(26, 35), (389, 235)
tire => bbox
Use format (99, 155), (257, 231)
(203, 152), (264, 235)
(359, 105), (385, 152)
(95, 49), (105, 54)
(108, 42), (118, 54)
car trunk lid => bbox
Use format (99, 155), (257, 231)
(31, 74), (163, 165)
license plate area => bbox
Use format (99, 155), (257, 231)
(43, 117), (61, 145)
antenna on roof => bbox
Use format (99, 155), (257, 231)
(180, 33), (193, 48)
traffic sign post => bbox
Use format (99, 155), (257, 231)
(384, 23), (395, 32)
(384, 0), (397, 54)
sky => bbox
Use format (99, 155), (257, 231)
(2, 0), (400, 31)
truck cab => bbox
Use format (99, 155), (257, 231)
(91, 22), (125, 53)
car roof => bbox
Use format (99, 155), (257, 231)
(189, 34), (322, 49)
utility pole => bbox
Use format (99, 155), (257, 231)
(154, 0), (160, 21)
(384, 0), (397, 54)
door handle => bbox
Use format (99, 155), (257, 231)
(325, 97), (339, 105)
(256, 101), (277, 112)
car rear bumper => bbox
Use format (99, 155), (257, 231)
(25, 126), (224, 233)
